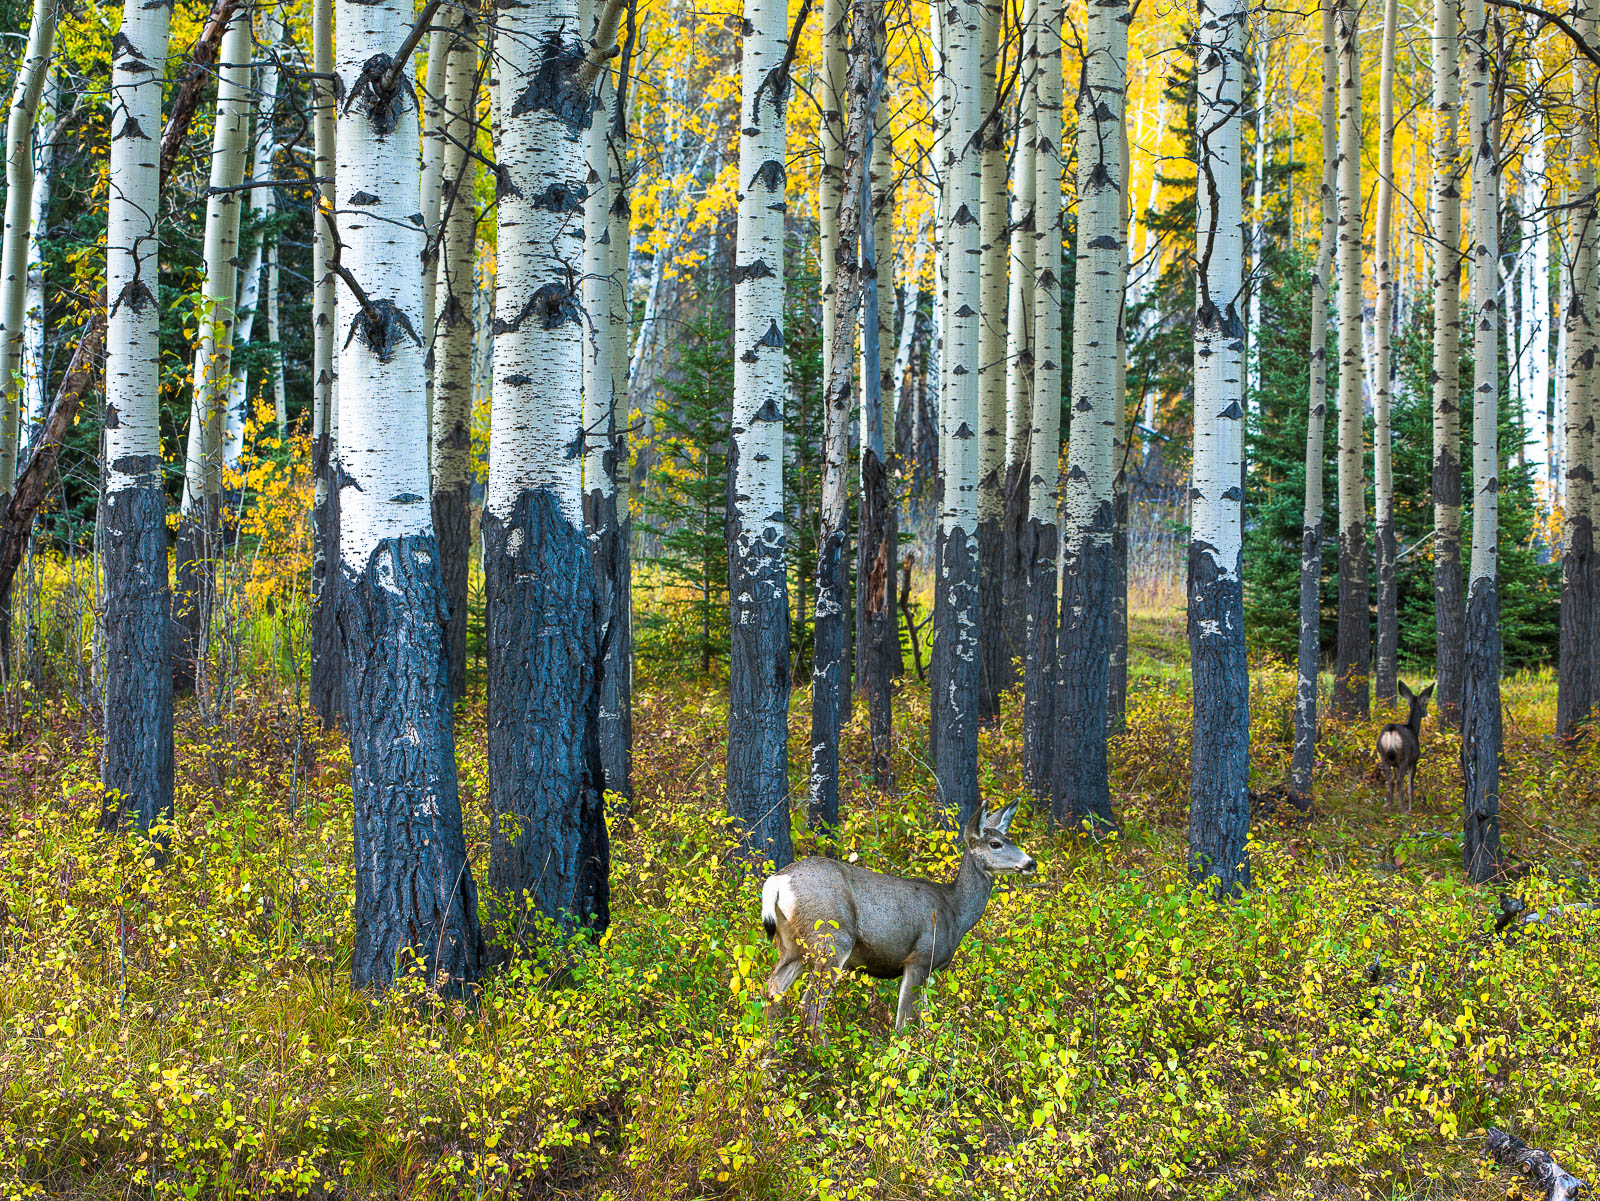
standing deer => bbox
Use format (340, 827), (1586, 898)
(759, 800), (1036, 1036)
(1377, 680), (1434, 810)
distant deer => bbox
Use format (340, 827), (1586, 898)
(759, 800), (1036, 1036)
(1377, 680), (1434, 811)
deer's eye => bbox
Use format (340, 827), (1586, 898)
(989, 840), (1003, 850)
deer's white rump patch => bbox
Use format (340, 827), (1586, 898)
(761, 873), (794, 938)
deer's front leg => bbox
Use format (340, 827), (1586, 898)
(800, 934), (854, 1043)
(894, 962), (928, 1030)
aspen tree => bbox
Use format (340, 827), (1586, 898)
(101, 0), (173, 832)
(1516, 126), (1551, 491)
(976, 0), (1010, 718)
(0, 0), (58, 496)
(1053, 0), (1126, 830)
(1291, 0), (1338, 808)
(933, 0), (984, 825)
(1433, 0), (1466, 728)
(1190, 0), (1250, 895)
(1109, 116), (1130, 736)
(1002, 0), (1037, 667)
(606, 10), (635, 793)
(1022, 0), (1063, 792)
(19, 70), (57, 443)
(822, 0), (846, 402)
(1558, 1), (1596, 742)
(309, 0), (341, 726)
(1244, 21), (1267, 399)
(486, 0), (610, 938)
(1373, 0), (1400, 706)
(431, 2), (477, 701)
(1460, 0), (1500, 881)
(1332, 0), (1369, 719)
(728, 0), (799, 864)
(175, 10), (252, 688)
(334, 0), (484, 989)
(418, 21), (451, 430)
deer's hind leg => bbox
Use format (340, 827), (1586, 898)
(893, 961), (929, 1031)
(766, 924), (807, 1002)
(800, 932), (856, 1043)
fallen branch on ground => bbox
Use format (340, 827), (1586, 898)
(1485, 1128), (1587, 1201)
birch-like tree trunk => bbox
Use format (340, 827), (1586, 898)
(0, 0), (58, 496)
(1558, 3), (1596, 743)
(1021, 0), (1063, 792)
(418, 23), (451, 436)
(1372, 0), (1399, 707)
(430, 2), (477, 701)
(486, 0), (610, 940)
(728, 0), (797, 865)
(174, 10), (252, 689)
(1432, 0), (1466, 729)
(1109, 116), (1130, 735)
(101, 0), (173, 832)
(975, 0), (1010, 719)
(309, 0), (342, 727)
(1331, 0), (1369, 719)
(606, 31), (635, 795)
(19, 70), (56, 445)
(1243, 21), (1268, 400)
(932, 0), (984, 825)
(1460, 0), (1500, 882)
(1517, 126), (1551, 492)
(1290, 0), (1337, 808)
(1053, 0), (1126, 831)
(334, 0), (484, 990)
(821, 0), (846, 417)
(1002, 0), (1037, 672)
(1189, 0), (1249, 895)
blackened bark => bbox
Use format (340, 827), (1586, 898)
(858, 445), (894, 787)
(100, 465), (175, 833)
(1557, 510), (1592, 742)
(1434, 443), (1465, 728)
(1187, 543), (1250, 896)
(172, 502), (217, 693)
(809, 527), (847, 832)
(1289, 515), (1324, 808)
(933, 526), (980, 826)
(341, 533), (485, 992)
(1375, 514), (1398, 706)
(1461, 573), (1501, 882)
(310, 435), (343, 727)
(1053, 500), (1116, 830)
(1001, 454), (1030, 674)
(586, 488), (633, 803)
(1021, 517), (1058, 791)
(433, 480), (470, 699)
(1333, 520), (1370, 717)
(1108, 471), (1129, 736)
(483, 490), (610, 942)
(727, 439), (794, 866)
(976, 515), (1007, 720)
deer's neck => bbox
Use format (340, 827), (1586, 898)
(948, 851), (996, 941)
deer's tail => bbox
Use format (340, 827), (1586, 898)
(760, 873), (792, 941)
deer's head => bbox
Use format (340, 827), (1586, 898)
(963, 800), (1037, 878)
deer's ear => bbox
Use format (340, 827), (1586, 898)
(1420, 683), (1435, 702)
(1398, 680), (1414, 702)
(989, 799), (1020, 835)
(962, 805), (985, 844)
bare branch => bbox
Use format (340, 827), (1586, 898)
(1484, 0), (1600, 68)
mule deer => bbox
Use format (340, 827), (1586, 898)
(759, 800), (1036, 1035)
(1377, 680), (1434, 810)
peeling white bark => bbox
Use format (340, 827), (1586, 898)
(19, 69), (56, 446)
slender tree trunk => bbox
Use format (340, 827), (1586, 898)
(101, 0), (173, 832)
(431, 2), (477, 701)
(1433, 0), (1466, 729)
(174, 10), (251, 691)
(606, 31), (635, 795)
(933, 0), (984, 826)
(1244, 20), (1268, 400)
(975, 0), (1009, 720)
(335, 0), (485, 990)
(1053, 0), (1126, 831)
(1373, 0), (1399, 707)
(1332, 0), (1369, 719)
(418, 23), (451, 439)
(0, 0), (59, 499)
(1559, 4), (1596, 743)
(309, 0), (342, 727)
(1291, 0), (1338, 809)
(1518, 123), (1551, 495)
(1189, 0), (1250, 896)
(1109, 116), (1130, 737)
(728, 0), (798, 865)
(1022, 0), (1062, 794)
(486, 0), (610, 942)
(19, 70), (56, 445)
(821, 0), (846, 428)
(1002, 0), (1037, 675)
(1461, 0), (1500, 882)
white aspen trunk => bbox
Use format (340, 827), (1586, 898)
(1518, 125), (1551, 491)
(1128, 80), (1168, 314)
(309, 0), (341, 725)
(418, 23), (451, 437)
(1372, 0), (1399, 705)
(1332, 0), (1369, 718)
(1189, 0), (1249, 894)
(0, 0), (58, 494)
(1003, 0), (1037, 502)
(175, 9), (252, 682)
(891, 225), (928, 409)
(1291, 0), (1338, 807)
(266, 239), (286, 436)
(1460, 0), (1501, 881)
(821, 0), (847, 398)
(1021, 0), (1063, 791)
(20, 69), (57, 445)
(727, 0), (797, 863)
(102, 0), (173, 831)
(1244, 17), (1268, 399)
(1053, 0), (1126, 829)
(335, 0), (485, 991)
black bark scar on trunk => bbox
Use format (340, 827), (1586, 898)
(1557, 513), (1591, 742)
(1021, 517), (1058, 793)
(933, 524), (980, 826)
(1187, 541), (1250, 897)
(339, 533), (484, 992)
(1333, 519), (1370, 718)
(857, 446), (895, 788)
(432, 480), (471, 699)
(311, 432), (343, 727)
(1462, 573), (1502, 882)
(1054, 499), (1117, 832)
(1434, 445), (1465, 728)
(584, 486), (633, 805)
(976, 516), (1008, 721)
(1290, 516), (1324, 809)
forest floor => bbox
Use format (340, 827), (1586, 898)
(2, 598), (1598, 1199)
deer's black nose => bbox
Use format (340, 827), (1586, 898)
(1022, 857), (1037, 874)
